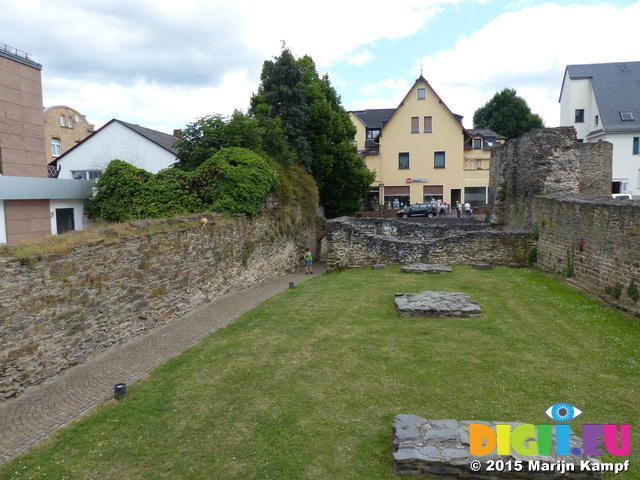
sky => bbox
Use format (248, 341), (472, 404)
(2, 0), (639, 134)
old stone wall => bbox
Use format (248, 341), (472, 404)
(488, 127), (612, 229)
(486, 127), (640, 315)
(326, 217), (534, 270)
(0, 213), (318, 401)
(533, 195), (640, 312)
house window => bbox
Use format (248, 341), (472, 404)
(399, 152), (410, 170)
(464, 187), (487, 208)
(72, 170), (102, 185)
(60, 115), (65, 126)
(366, 129), (380, 139)
(51, 138), (61, 157)
(417, 88), (426, 100)
(67, 116), (73, 128)
(621, 112), (634, 121)
(473, 138), (482, 149)
(575, 109), (585, 123)
(595, 115), (599, 126)
(434, 151), (445, 169)
(411, 117), (419, 133)
(633, 137), (639, 155)
(423, 116), (432, 133)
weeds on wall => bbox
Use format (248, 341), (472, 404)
(627, 279), (639, 303)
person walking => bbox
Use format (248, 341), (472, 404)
(464, 201), (472, 218)
(456, 201), (462, 218)
(304, 248), (313, 274)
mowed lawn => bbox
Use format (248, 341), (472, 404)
(2, 266), (639, 479)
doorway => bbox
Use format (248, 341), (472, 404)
(56, 208), (75, 234)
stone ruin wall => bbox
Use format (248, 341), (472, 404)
(326, 218), (534, 270)
(0, 211), (319, 401)
(488, 127), (640, 314)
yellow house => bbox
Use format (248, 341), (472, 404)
(350, 76), (504, 216)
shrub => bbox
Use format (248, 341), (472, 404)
(193, 147), (277, 218)
(627, 279), (639, 303)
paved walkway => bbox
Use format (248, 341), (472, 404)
(0, 263), (326, 466)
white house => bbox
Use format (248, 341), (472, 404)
(559, 61), (640, 196)
(55, 119), (180, 184)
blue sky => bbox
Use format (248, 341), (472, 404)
(1, 0), (638, 132)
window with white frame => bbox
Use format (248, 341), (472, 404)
(633, 137), (639, 155)
(434, 151), (445, 169)
(464, 187), (487, 208)
(51, 138), (61, 157)
(575, 109), (585, 123)
(411, 117), (419, 133)
(67, 116), (73, 128)
(423, 116), (432, 133)
(417, 88), (426, 100)
(60, 115), (65, 126)
(72, 170), (102, 185)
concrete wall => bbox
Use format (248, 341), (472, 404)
(326, 217), (533, 271)
(0, 212), (318, 401)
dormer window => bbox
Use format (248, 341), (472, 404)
(620, 112), (634, 121)
(473, 138), (482, 149)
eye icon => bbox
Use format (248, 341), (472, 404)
(545, 403), (583, 422)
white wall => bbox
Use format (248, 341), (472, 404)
(57, 121), (177, 179)
(50, 199), (86, 235)
(0, 200), (6, 244)
(559, 76), (595, 141)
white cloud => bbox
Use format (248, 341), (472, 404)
(347, 50), (375, 66)
(417, 2), (640, 128)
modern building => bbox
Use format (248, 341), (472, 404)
(0, 42), (92, 244)
(44, 105), (95, 177)
(350, 75), (504, 216)
(55, 119), (179, 185)
(559, 61), (640, 195)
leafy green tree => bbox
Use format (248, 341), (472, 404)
(251, 48), (312, 170)
(251, 48), (375, 217)
(473, 88), (544, 139)
(173, 110), (295, 171)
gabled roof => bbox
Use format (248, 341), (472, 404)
(117, 120), (179, 154)
(561, 62), (640, 133)
(385, 75), (464, 129)
(465, 128), (506, 139)
(351, 109), (395, 129)
(55, 119), (179, 163)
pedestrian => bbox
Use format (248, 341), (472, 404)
(464, 201), (472, 218)
(456, 201), (462, 218)
(303, 248), (313, 274)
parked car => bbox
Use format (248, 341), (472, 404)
(396, 203), (437, 218)
(612, 193), (633, 200)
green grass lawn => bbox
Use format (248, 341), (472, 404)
(2, 266), (639, 479)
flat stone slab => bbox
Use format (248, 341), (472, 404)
(372, 264), (387, 270)
(401, 263), (453, 274)
(393, 415), (604, 479)
(473, 263), (492, 270)
(395, 291), (481, 318)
